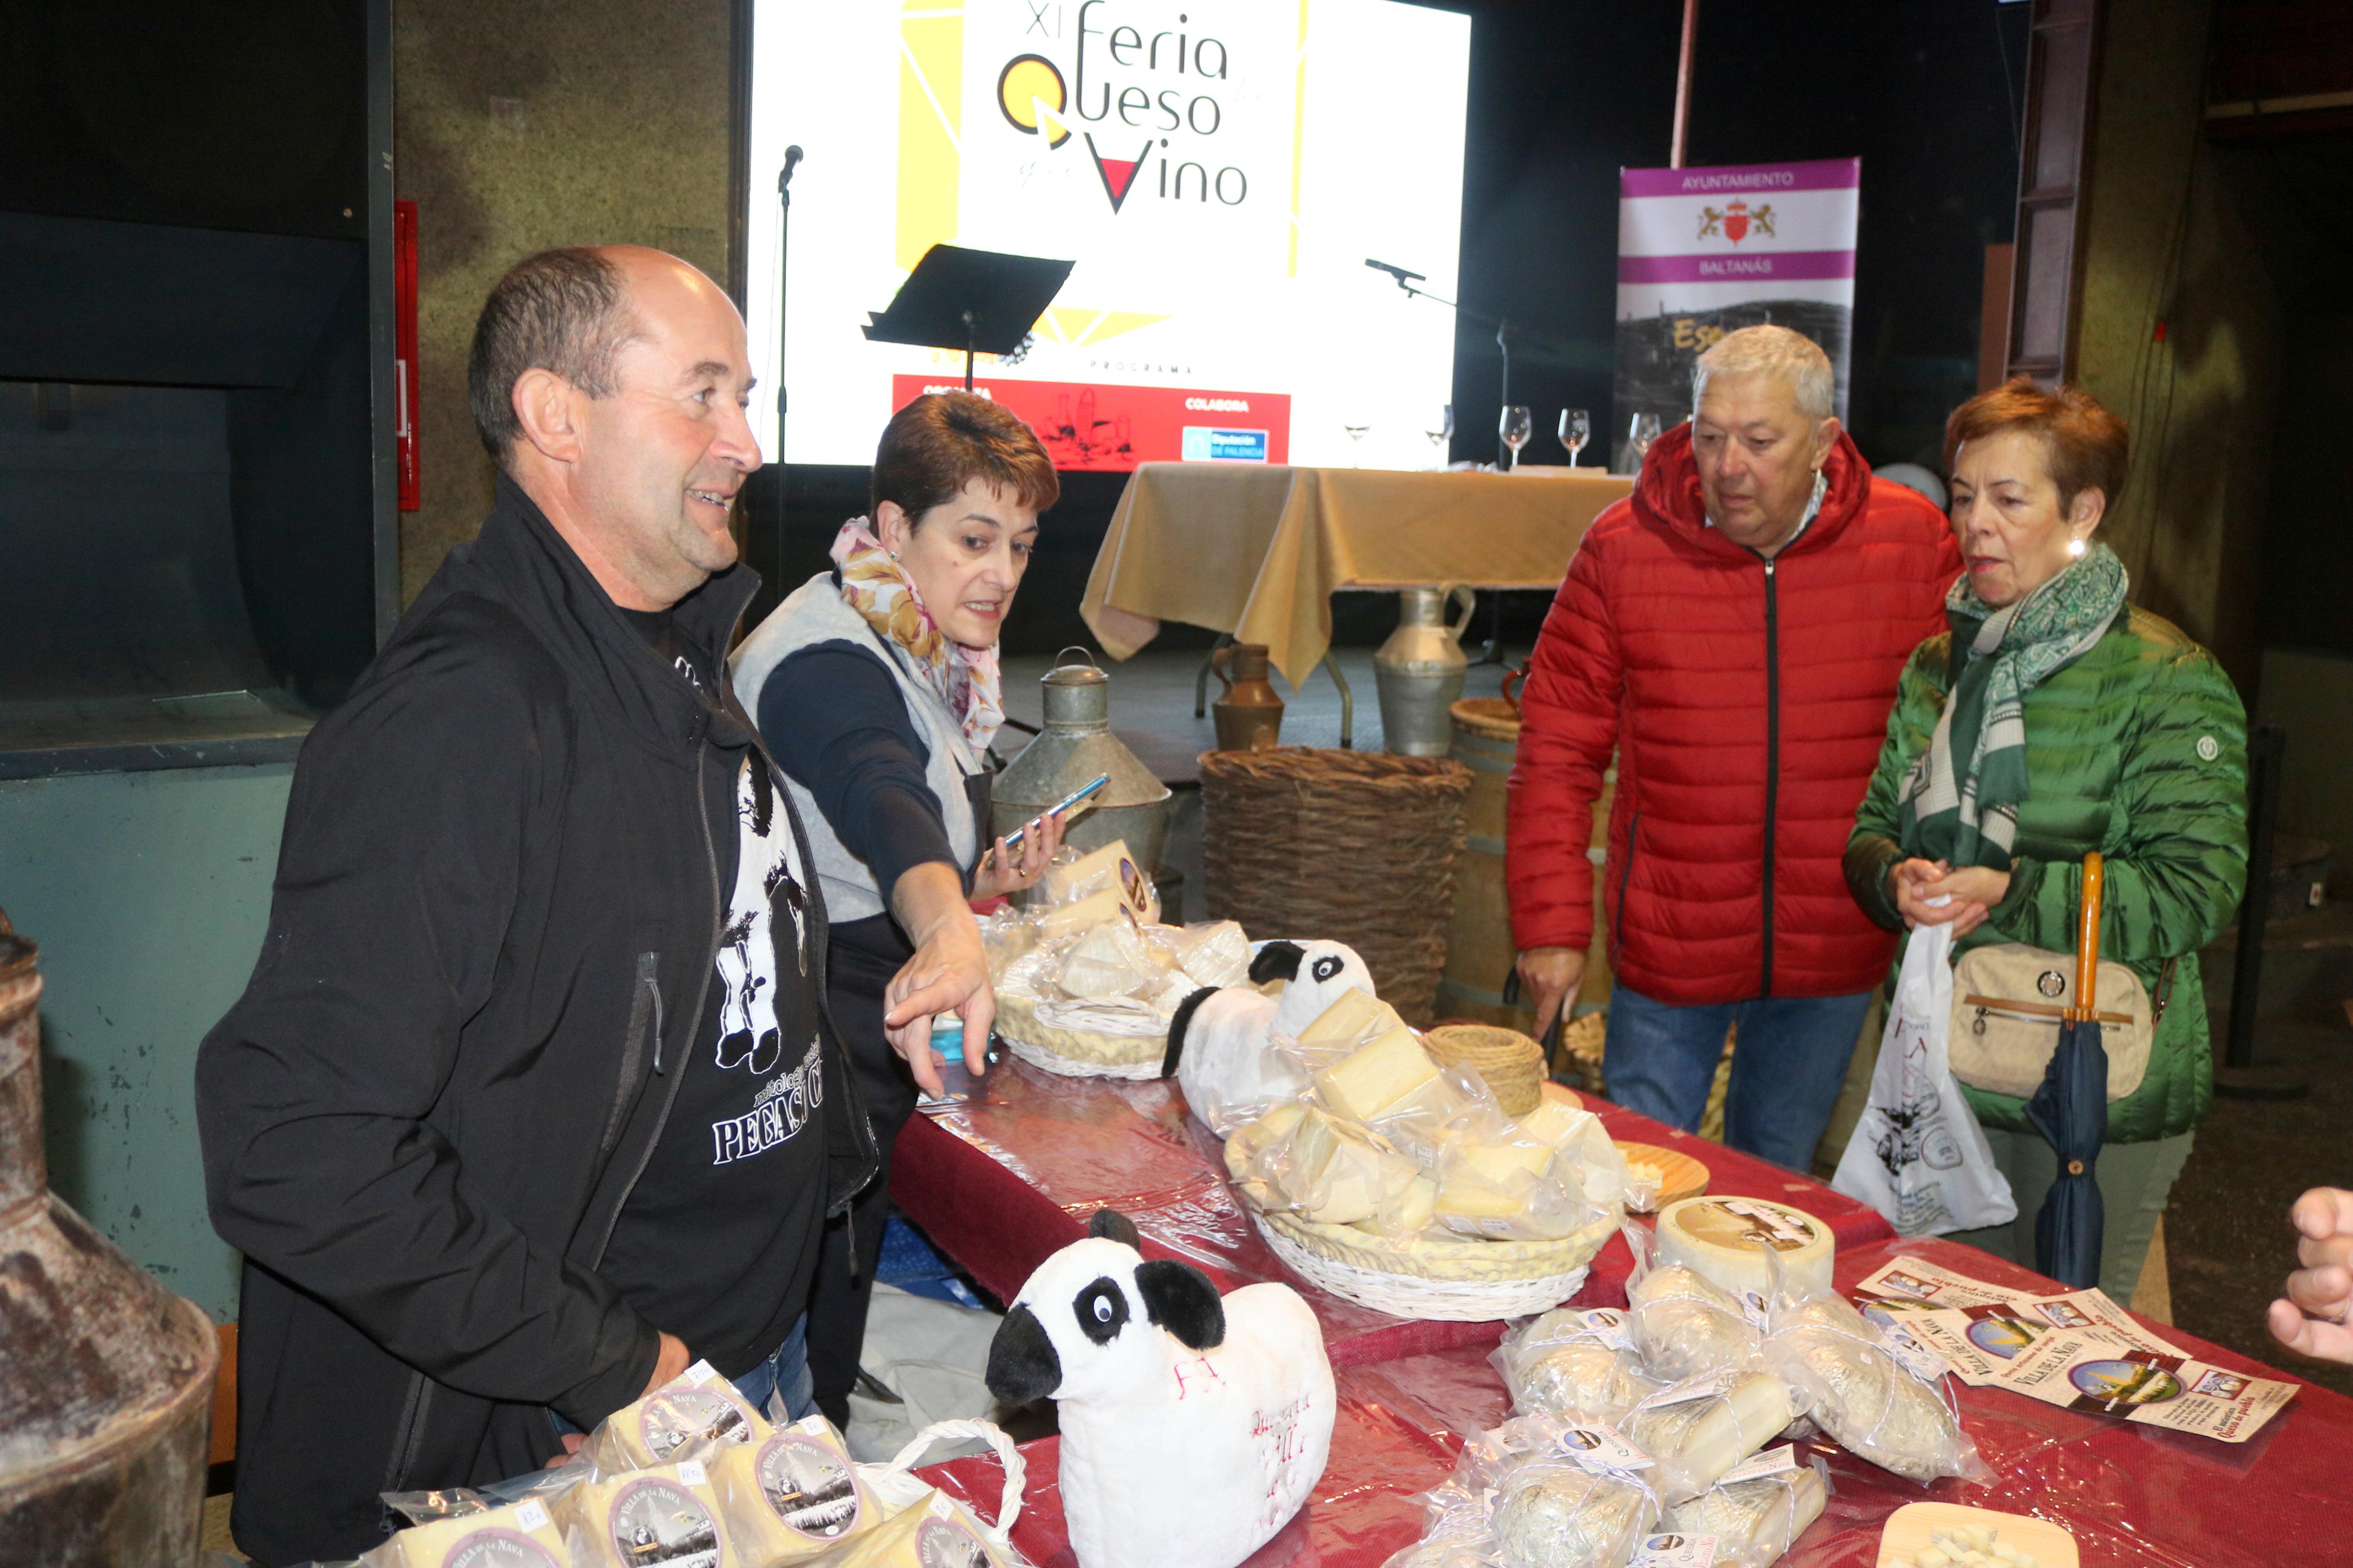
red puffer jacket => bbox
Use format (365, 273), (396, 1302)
(1507, 424), (1958, 1005)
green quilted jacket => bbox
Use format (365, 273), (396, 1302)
(1846, 605), (2248, 1142)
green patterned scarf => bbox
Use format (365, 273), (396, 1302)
(1896, 542), (2128, 870)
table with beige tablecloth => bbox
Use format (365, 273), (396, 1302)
(1079, 463), (1632, 687)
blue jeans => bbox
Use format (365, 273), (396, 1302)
(1603, 984), (1874, 1172)
(551, 1313), (814, 1438)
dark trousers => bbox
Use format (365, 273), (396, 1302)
(806, 917), (920, 1427)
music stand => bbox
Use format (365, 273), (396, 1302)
(864, 244), (1074, 391)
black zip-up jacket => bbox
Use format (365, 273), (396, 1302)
(195, 476), (878, 1567)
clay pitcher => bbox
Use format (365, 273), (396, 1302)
(1211, 643), (1284, 751)
(1374, 584), (1477, 756)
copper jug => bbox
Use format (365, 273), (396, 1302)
(1211, 643), (1284, 751)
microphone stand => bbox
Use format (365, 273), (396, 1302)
(775, 147), (802, 605)
(1367, 259), (1567, 665)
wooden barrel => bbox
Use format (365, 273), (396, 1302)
(1435, 698), (1614, 1033)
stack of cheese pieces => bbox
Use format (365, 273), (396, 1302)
(711, 1416), (883, 1564)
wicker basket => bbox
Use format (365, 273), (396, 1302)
(1424, 1023), (1545, 1115)
(1558, 1011), (1609, 1094)
(991, 990), (1167, 1080)
(1248, 1208), (1614, 1321)
(1201, 748), (1472, 1025)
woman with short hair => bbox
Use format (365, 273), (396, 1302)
(1846, 377), (2248, 1303)
(733, 391), (1068, 1423)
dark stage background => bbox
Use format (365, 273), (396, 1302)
(739, 0), (2030, 656)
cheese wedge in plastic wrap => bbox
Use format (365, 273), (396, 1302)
(1038, 839), (1155, 918)
(711, 1416), (880, 1564)
(1514, 1098), (1631, 1211)
(583, 1361), (772, 1476)
(812, 1489), (1017, 1568)
(1616, 1371), (1794, 1504)
(1627, 1262), (1763, 1384)
(1279, 1108), (1418, 1226)
(1037, 888), (1126, 939)
(1490, 1461), (1658, 1568)
(1056, 922), (1154, 999)
(371, 1496), (572, 1567)
(555, 1460), (737, 1567)
(1765, 1324), (1986, 1484)
(1314, 1026), (1440, 1123)
(1663, 1456), (1827, 1568)
(1294, 990), (1404, 1052)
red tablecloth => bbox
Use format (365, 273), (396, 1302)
(893, 1058), (1897, 1366)
(900, 1061), (2353, 1566)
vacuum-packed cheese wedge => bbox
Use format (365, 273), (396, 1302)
(1229, 1101), (1308, 1159)
(1296, 989), (1403, 1049)
(1433, 1175), (1527, 1222)
(1658, 1196), (1834, 1300)
(1618, 1372), (1794, 1504)
(377, 1497), (572, 1567)
(1491, 1463), (1658, 1568)
(584, 1361), (771, 1475)
(1037, 887), (1126, 938)
(711, 1416), (879, 1564)
(1057, 922), (1152, 998)
(1665, 1463), (1827, 1568)
(1283, 1108), (1417, 1225)
(818, 1490), (1015, 1568)
(555, 1461), (737, 1567)
(1315, 1026), (1440, 1123)
(1461, 1140), (1555, 1186)
(1039, 839), (1134, 905)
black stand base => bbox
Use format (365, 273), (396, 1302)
(2213, 1062), (2310, 1101)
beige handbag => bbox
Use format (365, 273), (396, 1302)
(1947, 941), (2171, 1101)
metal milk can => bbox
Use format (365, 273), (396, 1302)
(0, 911), (219, 1565)
(992, 649), (1174, 880)
(1209, 642), (1284, 751)
(1374, 585), (1478, 756)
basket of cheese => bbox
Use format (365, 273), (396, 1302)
(1222, 991), (1630, 1320)
(985, 839), (1256, 1079)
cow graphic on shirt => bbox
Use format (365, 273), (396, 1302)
(715, 758), (809, 1076)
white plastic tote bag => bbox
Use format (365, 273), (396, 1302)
(1833, 921), (2017, 1236)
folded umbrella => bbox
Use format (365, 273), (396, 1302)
(2024, 852), (2109, 1289)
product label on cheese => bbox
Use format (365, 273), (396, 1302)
(1686, 1199), (1816, 1251)
(513, 1501), (551, 1532)
(914, 1514), (996, 1567)
(757, 1432), (864, 1538)
(641, 1388), (756, 1461)
(1570, 1307), (1634, 1351)
(1720, 1444), (1798, 1482)
(442, 1531), (564, 1568)
(1991, 1333), (2298, 1442)
(608, 1477), (723, 1566)
(1629, 1532), (1719, 1568)
(1560, 1425), (1655, 1475)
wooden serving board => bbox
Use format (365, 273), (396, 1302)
(1613, 1141), (1708, 1210)
(1876, 1502), (2079, 1568)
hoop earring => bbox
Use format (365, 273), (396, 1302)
(2067, 535), (2087, 559)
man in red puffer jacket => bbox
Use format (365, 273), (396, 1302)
(1509, 325), (1958, 1170)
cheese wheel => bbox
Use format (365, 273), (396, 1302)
(1656, 1195), (1834, 1300)
(556, 1463), (739, 1568)
(711, 1417), (879, 1563)
(379, 1498), (570, 1567)
(820, 1491), (1013, 1568)
(1315, 1026), (1439, 1123)
(585, 1363), (772, 1474)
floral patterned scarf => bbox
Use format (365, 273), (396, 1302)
(830, 517), (1005, 752)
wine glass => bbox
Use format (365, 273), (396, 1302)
(1499, 404), (1532, 471)
(1342, 421), (1371, 467)
(1426, 404), (1455, 469)
(1626, 411), (1663, 471)
(1559, 408), (1590, 467)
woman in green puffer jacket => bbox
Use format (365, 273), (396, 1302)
(1846, 378), (2248, 1305)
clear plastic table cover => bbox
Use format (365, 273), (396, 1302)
(896, 1059), (2353, 1567)
(893, 1057), (1898, 1365)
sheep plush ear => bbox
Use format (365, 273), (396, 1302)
(1135, 1258), (1226, 1350)
(1248, 941), (1305, 985)
(1160, 986), (1219, 1078)
(1088, 1208), (1142, 1249)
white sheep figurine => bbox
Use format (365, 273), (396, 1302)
(1163, 938), (1376, 1136)
(985, 1210), (1336, 1568)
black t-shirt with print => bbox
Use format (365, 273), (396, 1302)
(599, 606), (831, 1378)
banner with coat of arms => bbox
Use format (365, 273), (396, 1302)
(1611, 157), (1861, 462)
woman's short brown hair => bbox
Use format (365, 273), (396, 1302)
(1943, 376), (2130, 511)
(871, 392), (1059, 522)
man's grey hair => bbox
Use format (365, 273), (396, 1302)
(467, 248), (641, 464)
(1691, 324), (1835, 422)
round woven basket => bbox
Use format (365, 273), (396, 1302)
(1200, 748), (1472, 1025)
(1248, 1208), (1614, 1321)
(1558, 1011), (1609, 1094)
(991, 990), (1167, 1080)
(1423, 1023), (1545, 1115)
